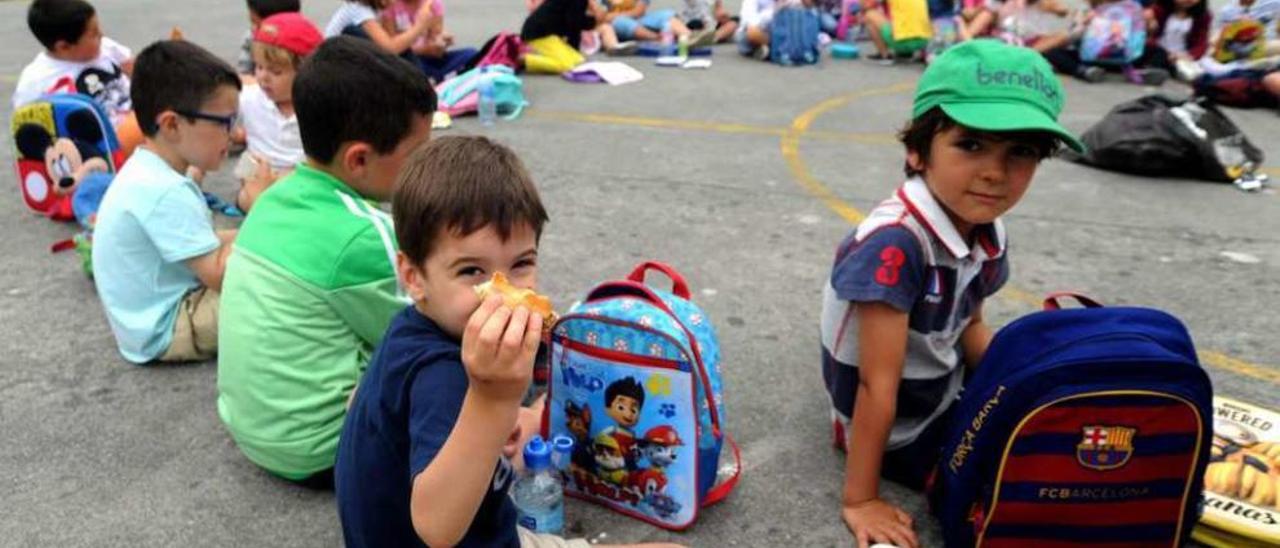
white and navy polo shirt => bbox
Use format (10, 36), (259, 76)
(820, 177), (1009, 450)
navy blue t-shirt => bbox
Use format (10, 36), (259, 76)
(336, 306), (519, 548)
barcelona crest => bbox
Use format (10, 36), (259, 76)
(1077, 425), (1137, 471)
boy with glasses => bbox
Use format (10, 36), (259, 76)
(92, 40), (242, 364)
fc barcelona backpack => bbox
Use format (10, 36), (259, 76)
(931, 293), (1213, 547)
(542, 261), (740, 530)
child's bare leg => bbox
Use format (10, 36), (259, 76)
(745, 24), (769, 47)
(1264, 72), (1280, 98)
(1031, 31), (1069, 53)
(633, 26), (660, 41)
(669, 17), (691, 39)
(965, 8), (995, 38)
(863, 9), (890, 56)
(715, 16), (739, 42)
(598, 22), (620, 48)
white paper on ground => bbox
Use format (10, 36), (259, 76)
(568, 61), (644, 85)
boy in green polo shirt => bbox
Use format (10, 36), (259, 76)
(216, 36), (435, 487)
(825, 40), (1084, 547)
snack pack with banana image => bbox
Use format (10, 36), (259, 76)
(1193, 397), (1280, 547)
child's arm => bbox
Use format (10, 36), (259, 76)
(409, 297), (544, 547)
(359, 5), (437, 55)
(842, 302), (920, 548)
(959, 303), (995, 369)
(185, 230), (237, 292)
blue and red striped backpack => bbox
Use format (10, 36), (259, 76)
(542, 262), (740, 530)
(931, 293), (1213, 547)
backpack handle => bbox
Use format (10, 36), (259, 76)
(626, 261), (692, 300)
(1043, 292), (1103, 310)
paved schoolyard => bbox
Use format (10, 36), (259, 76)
(1, 0), (1277, 546)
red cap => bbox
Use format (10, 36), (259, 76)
(254, 13), (323, 58)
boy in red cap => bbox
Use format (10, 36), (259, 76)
(235, 12), (323, 211)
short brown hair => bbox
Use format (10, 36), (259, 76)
(393, 136), (550, 264)
(251, 41), (302, 70)
(898, 107), (1061, 177)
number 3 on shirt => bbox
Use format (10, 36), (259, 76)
(875, 246), (905, 286)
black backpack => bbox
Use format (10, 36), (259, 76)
(1065, 94), (1264, 182)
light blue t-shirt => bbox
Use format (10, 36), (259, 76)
(92, 147), (220, 363)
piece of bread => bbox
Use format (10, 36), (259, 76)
(473, 272), (556, 328)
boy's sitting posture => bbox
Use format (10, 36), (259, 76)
(336, 136), (680, 548)
(91, 40), (240, 364)
(217, 37), (435, 488)
(235, 12), (323, 211)
(237, 0), (302, 79)
(15, 0), (141, 155)
(820, 41), (1084, 548)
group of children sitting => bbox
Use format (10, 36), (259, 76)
(4, 0), (1269, 547)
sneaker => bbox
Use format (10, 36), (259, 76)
(867, 51), (894, 66)
(1131, 68), (1170, 86)
(606, 41), (638, 56)
(752, 44), (770, 61)
(1174, 58), (1203, 82)
(1079, 65), (1106, 83)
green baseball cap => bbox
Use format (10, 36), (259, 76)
(912, 39), (1085, 153)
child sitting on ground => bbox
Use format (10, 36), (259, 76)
(381, 0), (478, 82)
(820, 41), (1083, 547)
(91, 40), (243, 364)
(324, 0), (436, 56)
(335, 135), (681, 548)
(235, 12), (323, 212)
(596, 0), (701, 50)
(237, 0), (301, 81)
(14, 0), (142, 157)
(1040, 0), (1172, 83)
(681, 0), (740, 44)
(217, 37), (436, 489)
(521, 0), (603, 73)
(736, 0), (778, 58)
(1143, 0), (1212, 80)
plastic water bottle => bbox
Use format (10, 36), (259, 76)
(477, 77), (496, 127)
(511, 436), (564, 534)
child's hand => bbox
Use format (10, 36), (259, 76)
(461, 295), (544, 405)
(842, 498), (918, 548)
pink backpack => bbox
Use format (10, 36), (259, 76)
(468, 32), (527, 71)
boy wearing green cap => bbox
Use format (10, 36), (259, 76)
(819, 39), (1084, 548)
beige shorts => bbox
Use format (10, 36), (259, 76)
(158, 287), (219, 362)
(517, 526), (591, 548)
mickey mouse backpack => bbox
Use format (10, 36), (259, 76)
(11, 93), (122, 221)
(542, 262), (740, 530)
(930, 293), (1213, 547)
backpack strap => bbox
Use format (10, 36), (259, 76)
(701, 433), (742, 507)
(1042, 292), (1103, 311)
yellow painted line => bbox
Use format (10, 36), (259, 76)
(780, 82), (917, 225)
(525, 109), (895, 145)
(779, 85), (1280, 385)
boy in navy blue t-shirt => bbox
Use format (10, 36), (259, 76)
(336, 136), (681, 548)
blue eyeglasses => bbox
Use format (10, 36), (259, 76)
(175, 110), (237, 133)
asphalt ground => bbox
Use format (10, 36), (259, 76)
(1, 0), (1277, 546)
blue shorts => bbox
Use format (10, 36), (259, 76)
(612, 9), (675, 40)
